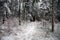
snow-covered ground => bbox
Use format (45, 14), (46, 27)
(0, 18), (60, 40)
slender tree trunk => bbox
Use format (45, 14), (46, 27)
(3, 14), (5, 24)
(18, 0), (21, 25)
(51, 0), (54, 32)
(6, 12), (8, 19)
(19, 9), (21, 25)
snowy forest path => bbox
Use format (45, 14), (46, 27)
(0, 21), (59, 40)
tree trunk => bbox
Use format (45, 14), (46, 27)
(51, 0), (54, 32)
(17, 9), (21, 25)
(3, 15), (5, 24)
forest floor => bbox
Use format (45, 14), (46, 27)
(0, 18), (60, 40)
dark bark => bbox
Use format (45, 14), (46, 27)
(51, 0), (54, 32)
(30, 15), (35, 22)
(2, 15), (5, 24)
(18, 9), (21, 25)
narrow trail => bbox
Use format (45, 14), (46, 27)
(0, 19), (59, 40)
